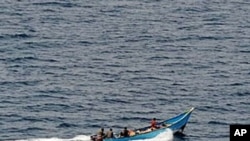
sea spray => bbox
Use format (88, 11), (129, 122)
(15, 135), (91, 141)
(15, 129), (173, 141)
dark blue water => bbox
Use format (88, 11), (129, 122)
(1, 0), (250, 141)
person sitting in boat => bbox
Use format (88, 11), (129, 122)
(98, 128), (105, 137)
(123, 127), (130, 137)
(96, 128), (106, 141)
(106, 128), (114, 138)
(150, 118), (159, 130)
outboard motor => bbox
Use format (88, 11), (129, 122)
(90, 135), (97, 141)
(96, 135), (103, 141)
(90, 135), (103, 141)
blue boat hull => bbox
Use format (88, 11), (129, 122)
(163, 107), (194, 132)
(104, 128), (168, 141)
(94, 107), (195, 141)
(130, 107), (194, 133)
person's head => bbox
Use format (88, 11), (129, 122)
(101, 128), (104, 131)
(153, 118), (156, 121)
(110, 128), (112, 131)
(124, 127), (127, 130)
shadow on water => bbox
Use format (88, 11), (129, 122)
(173, 132), (189, 141)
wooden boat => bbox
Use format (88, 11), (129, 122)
(91, 107), (195, 141)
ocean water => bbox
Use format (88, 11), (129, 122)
(0, 0), (250, 141)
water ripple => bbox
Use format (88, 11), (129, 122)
(0, 0), (250, 141)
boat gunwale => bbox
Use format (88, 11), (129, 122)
(105, 107), (195, 140)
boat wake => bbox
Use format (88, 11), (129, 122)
(15, 135), (91, 141)
(15, 129), (173, 141)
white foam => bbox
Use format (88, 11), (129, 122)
(15, 129), (173, 141)
(70, 135), (92, 141)
(15, 135), (91, 141)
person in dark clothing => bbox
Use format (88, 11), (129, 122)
(123, 127), (129, 137)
